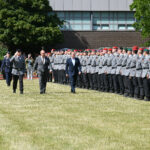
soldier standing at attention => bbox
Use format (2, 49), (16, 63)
(10, 49), (26, 94)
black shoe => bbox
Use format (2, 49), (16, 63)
(20, 91), (23, 94)
(145, 97), (150, 101)
(40, 92), (44, 94)
(13, 90), (16, 93)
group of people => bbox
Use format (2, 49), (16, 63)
(1, 46), (150, 101)
(48, 46), (150, 101)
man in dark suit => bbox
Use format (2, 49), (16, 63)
(1, 52), (12, 86)
(34, 50), (52, 94)
(66, 52), (81, 93)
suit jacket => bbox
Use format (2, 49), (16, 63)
(33, 56), (52, 75)
(66, 57), (81, 76)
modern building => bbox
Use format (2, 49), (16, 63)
(49, 0), (144, 49)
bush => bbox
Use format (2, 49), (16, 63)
(0, 46), (8, 61)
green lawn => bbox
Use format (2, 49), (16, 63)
(0, 79), (150, 150)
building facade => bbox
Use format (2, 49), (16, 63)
(49, 0), (144, 49)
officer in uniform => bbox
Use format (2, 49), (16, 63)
(10, 49), (26, 94)
(1, 52), (12, 86)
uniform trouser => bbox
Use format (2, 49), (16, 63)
(38, 72), (48, 93)
(117, 74), (124, 94)
(112, 74), (119, 93)
(69, 75), (77, 92)
(100, 74), (105, 91)
(5, 72), (12, 86)
(87, 73), (92, 89)
(97, 74), (101, 90)
(82, 73), (89, 88)
(53, 70), (58, 83)
(123, 76), (129, 95)
(47, 72), (52, 82)
(132, 77), (139, 97)
(108, 74), (114, 92)
(92, 73), (98, 90)
(103, 73), (109, 92)
(127, 77), (134, 97)
(62, 70), (66, 84)
(137, 77), (144, 98)
(143, 78), (150, 99)
(77, 74), (83, 88)
(27, 68), (33, 80)
(13, 75), (24, 92)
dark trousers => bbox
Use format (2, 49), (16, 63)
(103, 73), (109, 92)
(100, 74), (105, 91)
(53, 70), (58, 83)
(117, 75), (124, 94)
(127, 77), (134, 97)
(69, 75), (77, 92)
(47, 72), (52, 82)
(82, 73), (89, 89)
(5, 72), (12, 86)
(143, 78), (150, 99)
(108, 74), (114, 92)
(137, 77), (144, 98)
(132, 77), (139, 97)
(87, 73), (92, 89)
(13, 75), (24, 92)
(92, 73), (98, 90)
(123, 76), (129, 95)
(38, 72), (48, 93)
(112, 74), (119, 93)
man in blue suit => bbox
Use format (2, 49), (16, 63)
(1, 52), (12, 86)
(66, 52), (81, 93)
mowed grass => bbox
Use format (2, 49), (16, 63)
(0, 79), (150, 150)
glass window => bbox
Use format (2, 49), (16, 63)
(73, 18), (82, 24)
(93, 12), (100, 18)
(82, 18), (91, 24)
(101, 12), (109, 18)
(101, 24), (109, 30)
(93, 18), (100, 24)
(74, 12), (81, 18)
(72, 24), (82, 30)
(57, 12), (64, 18)
(83, 24), (91, 30)
(127, 25), (135, 30)
(126, 18), (135, 24)
(110, 24), (118, 30)
(118, 25), (126, 30)
(93, 25), (101, 30)
(101, 18), (109, 24)
(83, 12), (90, 18)
(118, 18), (126, 24)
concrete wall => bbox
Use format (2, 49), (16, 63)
(49, 0), (133, 11)
(54, 31), (145, 49)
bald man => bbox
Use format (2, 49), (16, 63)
(34, 50), (52, 94)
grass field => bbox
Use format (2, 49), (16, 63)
(0, 79), (150, 150)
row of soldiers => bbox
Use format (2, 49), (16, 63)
(48, 46), (150, 101)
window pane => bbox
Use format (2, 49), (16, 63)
(93, 25), (101, 30)
(93, 18), (100, 24)
(74, 12), (81, 18)
(74, 18), (82, 24)
(101, 25), (109, 30)
(101, 18), (109, 24)
(127, 12), (134, 18)
(118, 12), (126, 18)
(118, 18), (126, 24)
(126, 18), (135, 24)
(72, 24), (82, 30)
(118, 25), (126, 30)
(82, 18), (91, 24)
(57, 12), (64, 18)
(93, 12), (100, 18)
(101, 12), (109, 18)
(83, 24), (91, 30)
(110, 24), (118, 30)
(127, 25), (134, 30)
(83, 12), (90, 18)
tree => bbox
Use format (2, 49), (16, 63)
(0, 0), (63, 53)
(130, 0), (150, 46)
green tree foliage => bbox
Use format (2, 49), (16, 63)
(0, 0), (63, 52)
(130, 0), (150, 46)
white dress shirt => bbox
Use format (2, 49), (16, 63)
(71, 58), (75, 66)
(41, 56), (45, 64)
